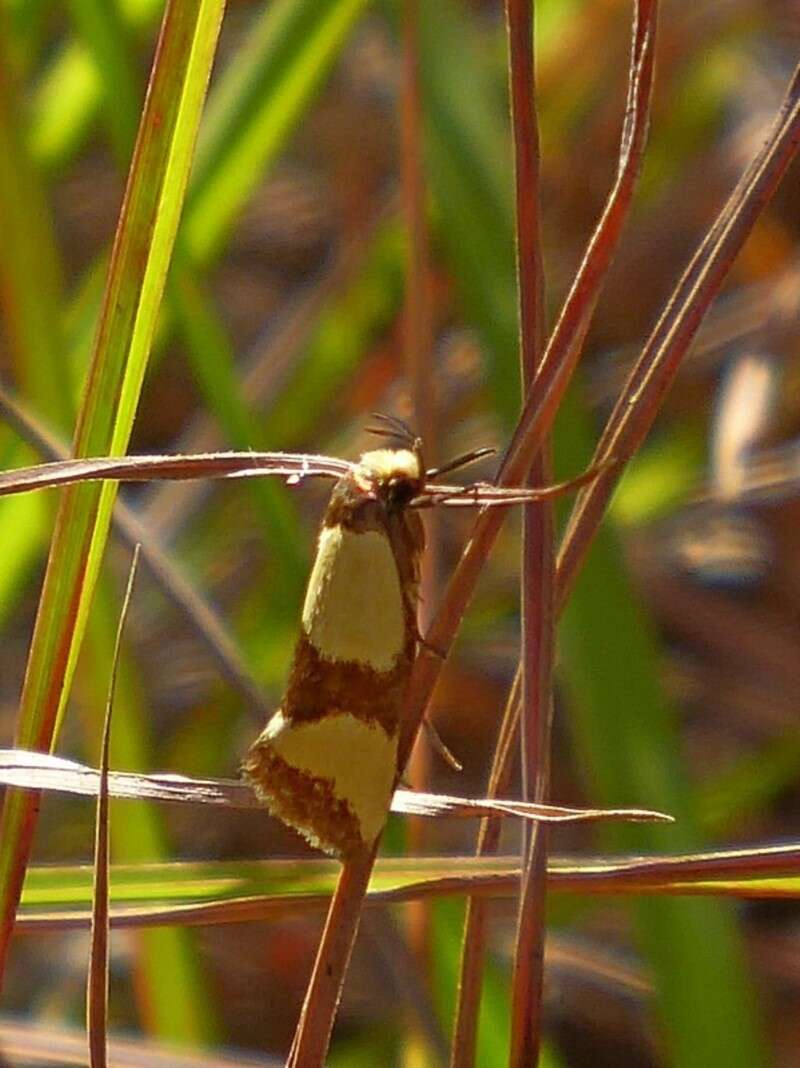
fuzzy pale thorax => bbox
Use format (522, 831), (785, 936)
(354, 447), (421, 487)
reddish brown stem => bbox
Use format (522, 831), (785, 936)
(504, 0), (552, 1065)
(451, 676), (521, 1068)
(286, 848), (376, 1068)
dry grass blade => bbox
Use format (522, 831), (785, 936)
(0, 451), (351, 496)
(16, 844), (800, 936)
(0, 441), (599, 507)
(423, 460), (608, 506)
(557, 58), (800, 601)
(394, 792), (670, 824)
(0, 749), (670, 823)
(0, 1016), (281, 1067)
(88, 547), (140, 1068)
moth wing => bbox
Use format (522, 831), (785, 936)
(243, 709), (398, 858)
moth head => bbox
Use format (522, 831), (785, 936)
(355, 448), (424, 513)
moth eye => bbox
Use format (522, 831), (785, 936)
(387, 477), (416, 507)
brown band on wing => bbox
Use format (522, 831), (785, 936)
(281, 633), (415, 734)
(243, 743), (363, 857)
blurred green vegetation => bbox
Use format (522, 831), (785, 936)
(1, 0), (798, 1065)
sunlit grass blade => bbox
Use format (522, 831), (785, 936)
(0, 748), (672, 825)
(59, 0), (309, 604)
(0, 0), (226, 984)
(16, 844), (800, 928)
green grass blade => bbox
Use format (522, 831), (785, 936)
(57, 0), (308, 608)
(0, 0), (226, 979)
(52, 5), (220, 1041)
(18, 850), (800, 916)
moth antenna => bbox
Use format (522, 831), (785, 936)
(422, 717), (463, 773)
(369, 411), (410, 432)
(368, 411), (417, 445)
(426, 446), (496, 481)
(366, 413), (426, 475)
(364, 426), (401, 440)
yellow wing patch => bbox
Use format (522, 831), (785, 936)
(264, 710), (398, 847)
(301, 526), (406, 670)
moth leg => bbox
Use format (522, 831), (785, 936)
(422, 717), (463, 772)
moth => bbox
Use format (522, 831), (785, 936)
(242, 415), (588, 859)
(242, 417), (439, 858)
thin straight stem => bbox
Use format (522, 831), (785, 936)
(286, 848), (376, 1068)
(450, 675), (521, 1068)
(504, 1), (552, 1065)
(400, 0), (438, 1038)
